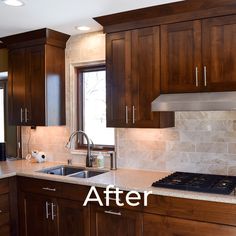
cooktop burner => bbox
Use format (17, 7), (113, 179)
(152, 172), (236, 195)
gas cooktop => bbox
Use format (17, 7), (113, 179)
(152, 172), (236, 195)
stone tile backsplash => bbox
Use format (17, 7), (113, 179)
(21, 32), (236, 175)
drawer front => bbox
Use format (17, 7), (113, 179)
(144, 195), (236, 227)
(95, 187), (143, 211)
(18, 177), (62, 197)
(0, 194), (9, 227)
(0, 179), (9, 195)
(61, 183), (90, 202)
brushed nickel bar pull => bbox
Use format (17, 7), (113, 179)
(42, 187), (56, 192)
(195, 67), (199, 87)
(204, 66), (207, 87)
(125, 106), (128, 124)
(104, 210), (122, 216)
(25, 108), (28, 123)
(20, 108), (23, 123)
(51, 203), (56, 221)
(132, 106), (135, 124)
(45, 201), (50, 219)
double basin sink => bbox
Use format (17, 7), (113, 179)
(38, 165), (108, 179)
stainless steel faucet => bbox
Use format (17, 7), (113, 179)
(65, 130), (94, 167)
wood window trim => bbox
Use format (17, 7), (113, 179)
(76, 64), (114, 151)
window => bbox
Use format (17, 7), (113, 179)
(0, 85), (4, 142)
(77, 66), (114, 149)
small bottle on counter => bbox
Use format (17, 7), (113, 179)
(96, 152), (104, 168)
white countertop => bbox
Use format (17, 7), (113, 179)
(1, 159), (236, 204)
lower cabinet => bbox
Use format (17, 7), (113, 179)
(90, 204), (143, 236)
(143, 213), (236, 236)
(18, 177), (90, 236)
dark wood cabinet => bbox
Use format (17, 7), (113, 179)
(106, 27), (174, 128)
(161, 15), (236, 94)
(90, 204), (142, 236)
(19, 193), (57, 236)
(2, 28), (70, 126)
(202, 14), (236, 92)
(143, 213), (236, 236)
(18, 177), (90, 236)
(106, 31), (131, 127)
(58, 199), (89, 236)
(161, 20), (202, 93)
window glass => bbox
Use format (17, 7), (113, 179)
(82, 69), (114, 146)
(0, 88), (4, 142)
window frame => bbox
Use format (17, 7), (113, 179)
(77, 64), (114, 151)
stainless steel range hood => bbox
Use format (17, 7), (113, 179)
(151, 92), (236, 111)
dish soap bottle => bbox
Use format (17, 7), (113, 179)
(97, 152), (104, 168)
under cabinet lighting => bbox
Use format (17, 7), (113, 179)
(2, 0), (24, 7)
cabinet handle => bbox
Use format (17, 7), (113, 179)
(45, 201), (51, 219)
(204, 66), (207, 87)
(125, 106), (128, 124)
(20, 108), (24, 123)
(132, 106), (136, 124)
(195, 67), (199, 87)
(51, 203), (56, 221)
(0, 210), (2, 213)
(42, 187), (56, 192)
(25, 108), (28, 123)
(104, 210), (122, 216)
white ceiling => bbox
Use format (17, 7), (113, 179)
(0, 0), (183, 37)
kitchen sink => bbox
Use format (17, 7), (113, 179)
(38, 165), (85, 176)
(69, 170), (108, 178)
(38, 165), (108, 178)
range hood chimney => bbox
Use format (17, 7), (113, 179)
(151, 92), (236, 111)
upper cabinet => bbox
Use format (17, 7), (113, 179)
(106, 27), (174, 128)
(161, 15), (236, 94)
(161, 20), (202, 93)
(202, 15), (236, 92)
(1, 28), (70, 126)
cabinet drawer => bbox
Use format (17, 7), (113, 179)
(0, 194), (9, 227)
(144, 195), (236, 227)
(18, 177), (62, 197)
(0, 179), (9, 195)
(61, 183), (90, 202)
(95, 187), (143, 211)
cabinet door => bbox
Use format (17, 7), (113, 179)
(19, 193), (58, 236)
(143, 213), (236, 236)
(106, 31), (131, 127)
(202, 15), (236, 92)
(26, 46), (45, 126)
(91, 205), (142, 236)
(131, 26), (174, 128)
(8, 48), (26, 125)
(58, 199), (90, 236)
(161, 20), (202, 93)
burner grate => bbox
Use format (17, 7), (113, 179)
(152, 172), (236, 195)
